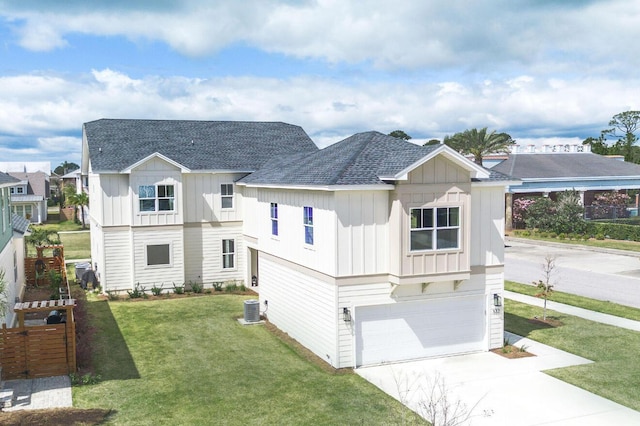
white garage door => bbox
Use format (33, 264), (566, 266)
(355, 295), (486, 366)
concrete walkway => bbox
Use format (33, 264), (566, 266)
(1, 375), (72, 411)
(505, 291), (640, 331)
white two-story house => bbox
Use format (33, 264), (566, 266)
(82, 119), (515, 368)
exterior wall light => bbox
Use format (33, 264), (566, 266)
(493, 294), (502, 307)
(342, 307), (352, 323)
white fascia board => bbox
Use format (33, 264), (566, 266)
(513, 183), (640, 193)
(471, 180), (522, 188)
(380, 145), (490, 181)
(525, 176), (640, 182)
(120, 152), (191, 174)
(237, 182), (394, 192)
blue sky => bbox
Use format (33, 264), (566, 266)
(1, 0), (640, 171)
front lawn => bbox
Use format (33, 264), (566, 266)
(505, 299), (640, 411)
(505, 280), (640, 321)
(73, 295), (425, 425)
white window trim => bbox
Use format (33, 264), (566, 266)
(221, 183), (234, 210)
(409, 205), (461, 252)
(222, 239), (236, 270)
(303, 206), (314, 246)
(138, 183), (176, 214)
(270, 202), (279, 238)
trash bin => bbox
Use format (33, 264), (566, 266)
(75, 262), (90, 282)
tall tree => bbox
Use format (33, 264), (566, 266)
(54, 161), (80, 176)
(601, 111), (640, 162)
(424, 139), (441, 146)
(388, 130), (412, 140)
(443, 127), (515, 165)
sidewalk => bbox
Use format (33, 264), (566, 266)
(505, 291), (640, 331)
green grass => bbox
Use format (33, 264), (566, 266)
(73, 296), (426, 425)
(505, 299), (640, 411)
(509, 233), (640, 252)
(505, 281), (640, 321)
(59, 231), (91, 260)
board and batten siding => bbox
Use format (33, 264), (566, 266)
(130, 158), (182, 227)
(334, 191), (389, 277)
(259, 255), (338, 367)
(102, 228), (133, 291)
(183, 223), (245, 285)
(90, 174), (130, 226)
(182, 173), (246, 223)
(132, 226), (185, 289)
(389, 154), (472, 279)
(254, 189), (337, 277)
(470, 185), (506, 267)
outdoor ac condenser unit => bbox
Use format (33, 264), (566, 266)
(243, 299), (260, 322)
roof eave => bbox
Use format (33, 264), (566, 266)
(389, 145), (491, 181)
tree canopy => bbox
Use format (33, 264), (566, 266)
(54, 161), (80, 176)
(443, 127), (515, 165)
(388, 130), (412, 140)
(583, 111), (640, 162)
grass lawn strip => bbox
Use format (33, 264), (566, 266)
(505, 299), (640, 411)
(505, 280), (640, 321)
(73, 295), (426, 425)
(508, 234), (640, 253)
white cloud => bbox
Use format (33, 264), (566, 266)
(2, 0), (640, 76)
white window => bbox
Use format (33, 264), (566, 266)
(410, 207), (460, 251)
(221, 184), (233, 209)
(17, 187), (24, 194)
(222, 239), (235, 269)
(303, 206), (313, 245)
(139, 184), (175, 212)
(270, 203), (278, 236)
(146, 244), (171, 266)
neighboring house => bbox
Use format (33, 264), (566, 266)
(7, 171), (49, 223)
(0, 172), (29, 326)
(491, 152), (640, 228)
(82, 119), (515, 368)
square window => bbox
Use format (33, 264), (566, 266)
(410, 207), (459, 251)
(147, 244), (170, 266)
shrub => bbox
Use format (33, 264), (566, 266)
(151, 284), (164, 296)
(224, 281), (239, 292)
(127, 283), (146, 299)
(212, 282), (224, 292)
(549, 232), (557, 238)
(558, 233), (566, 240)
(71, 288), (97, 375)
(188, 280), (203, 294)
(596, 233), (605, 240)
(172, 283), (184, 294)
(106, 290), (119, 301)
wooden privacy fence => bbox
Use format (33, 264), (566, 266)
(25, 245), (66, 287)
(0, 299), (76, 380)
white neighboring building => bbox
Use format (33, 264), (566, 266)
(82, 119), (516, 368)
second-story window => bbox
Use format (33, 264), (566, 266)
(303, 206), (313, 245)
(139, 184), (175, 212)
(270, 203), (278, 236)
(410, 207), (460, 251)
(221, 184), (234, 209)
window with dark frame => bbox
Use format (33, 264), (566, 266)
(303, 206), (313, 245)
(410, 207), (460, 251)
(221, 184), (233, 209)
(222, 239), (235, 268)
(147, 244), (170, 266)
(270, 203), (278, 236)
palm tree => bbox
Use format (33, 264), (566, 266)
(75, 191), (89, 229)
(63, 184), (89, 228)
(443, 127), (515, 166)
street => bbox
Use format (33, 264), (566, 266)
(505, 239), (640, 309)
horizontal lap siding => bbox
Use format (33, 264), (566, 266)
(132, 227), (184, 289)
(103, 229), (132, 291)
(259, 257), (337, 367)
(337, 282), (391, 368)
(485, 272), (504, 349)
(183, 225), (245, 285)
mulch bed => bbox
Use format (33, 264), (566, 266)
(529, 316), (564, 327)
(491, 345), (535, 359)
(0, 408), (112, 425)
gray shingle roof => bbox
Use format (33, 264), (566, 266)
(0, 172), (19, 186)
(492, 153), (640, 179)
(240, 131), (441, 186)
(8, 171), (48, 197)
(84, 119), (318, 172)
(11, 213), (30, 235)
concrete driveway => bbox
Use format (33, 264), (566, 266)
(505, 238), (640, 308)
(356, 333), (640, 425)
